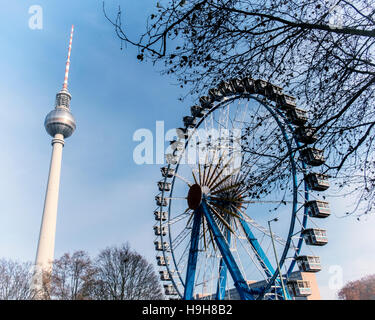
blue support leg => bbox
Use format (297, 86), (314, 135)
(215, 228), (231, 300)
(238, 213), (291, 300)
(200, 200), (255, 300)
(183, 209), (202, 300)
(238, 216), (275, 278)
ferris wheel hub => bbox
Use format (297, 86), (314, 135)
(187, 184), (203, 210)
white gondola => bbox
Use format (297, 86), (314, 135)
(305, 173), (329, 191)
(287, 280), (312, 297)
(156, 255), (170, 266)
(302, 228), (328, 246)
(208, 87), (224, 102)
(176, 127), (188, 140)
(153, 225), (168, 236)
(286, 108), (308, 126)
(165, 153), (178, 165)
(159, 270), (171, 281)
(254, 79), (268, 95)
(301, 148), (325, 166)
(199, 96), (212, 108)
(242, 77), (255, 93)
(306, 200), (330, 218)
(157, 180), (171, 192)
(154, 210), (167, 221)
(169, 140), (184, 151)
(295, 126), (318, 144)
(183, 116), (197, 128)
(266, 83), (283, 101)
(155, 195), (169, 207)
(191, 105), (208, 118)
(296, 255), (322, 273)
(154, 240), (170, 251)
(161, 166), (175, 178)
(164, 284), (177, 295)
(229, 78), (245, 93)
(218, 80), (234, 95)
(278, 94), (297, 110)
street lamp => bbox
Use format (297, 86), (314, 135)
(268, 218), (288, 300)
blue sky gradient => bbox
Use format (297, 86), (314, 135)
(0, 0), (374, 299)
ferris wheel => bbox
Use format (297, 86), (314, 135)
(153, 77), (331, 300)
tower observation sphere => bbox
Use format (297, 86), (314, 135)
(44, 89), (76, 138)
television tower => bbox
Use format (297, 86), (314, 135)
(32, 25), (76, 291)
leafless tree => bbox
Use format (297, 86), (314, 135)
(338, 274), (375, 300)
(49, 251), (96, 300)
(104, 0), (375, 216)
(0, 258), (35, 300)
(93, 243), (163, 300)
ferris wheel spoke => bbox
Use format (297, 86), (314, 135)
(200, 150), (211, 184)
(165, 196), (187, 200)
(172, 173), (193, 187)
(176, 242), (191, 276)
(185, 211), (194, 228)
(203, 163), (219, 188)
(210, 182), (244, 195)
(206, 155), (233, 189)
(191, 169), (199, 185)
(208, 202), (242, 220)
(166, 209), (191, 226)
(229, 99), (242, 130)
(210, 171), (236, 192)
(235, 206), (287, 245)
(202, 148), (218, 186)
(206, 203), (235, 234)
(206, 149), (230, 184)
(198, 160), (203, 185)
(240, 200), (294, 204)
(172, 227), (192, 251)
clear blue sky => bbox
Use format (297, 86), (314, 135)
(0, 0), (373, 300)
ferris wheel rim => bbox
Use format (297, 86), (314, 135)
(154, 79), (329, 300)
(166, 94), (303, 299)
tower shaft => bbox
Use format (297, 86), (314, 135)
(35, 134), (64, 272)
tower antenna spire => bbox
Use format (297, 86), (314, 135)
(63, 25), (74, 90)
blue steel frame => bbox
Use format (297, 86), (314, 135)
(182, 197), (291, 300)
(183, 209), (202, 300)
(237, 210), (291, 300)
(215, 223), (231, 300)
(200, 200), (255, 300)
